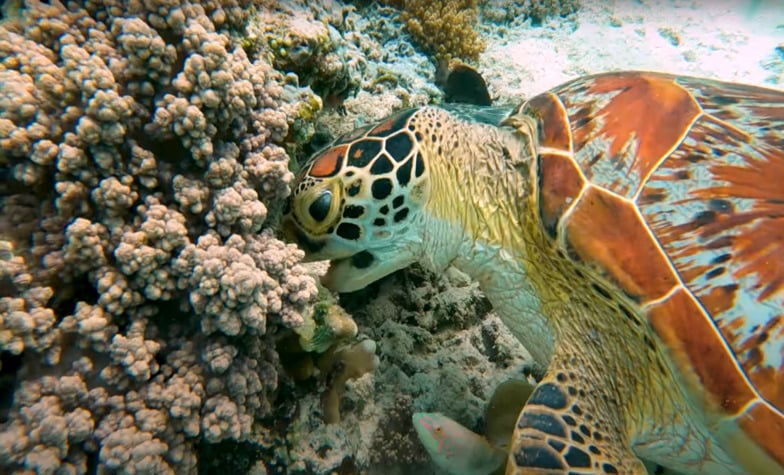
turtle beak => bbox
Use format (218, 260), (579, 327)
(321, 250), (414, 293)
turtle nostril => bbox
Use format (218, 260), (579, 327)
(308, 190), (332, 222)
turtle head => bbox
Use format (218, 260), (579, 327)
(283, 108), (432, 293)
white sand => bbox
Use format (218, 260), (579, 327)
(481, 0), (783, 102)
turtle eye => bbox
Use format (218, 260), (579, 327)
(308, 190), (332, 222)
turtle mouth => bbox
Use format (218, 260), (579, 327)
(325, 250), (375, 272)
(321, 251), (376, 291)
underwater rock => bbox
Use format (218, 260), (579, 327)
(318, 338), (380, 424)
(441, 62), (493, 106)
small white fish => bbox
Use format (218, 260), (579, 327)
(412, 412), (506, 475)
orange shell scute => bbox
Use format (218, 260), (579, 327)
(528, 71), (784, 468)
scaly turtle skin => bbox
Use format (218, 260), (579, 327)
(282, 71), (784, 475)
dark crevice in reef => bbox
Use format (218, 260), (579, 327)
(51, 273), (99, 319)
(0, 351), (23, 423)
(197, 439), (268, 475)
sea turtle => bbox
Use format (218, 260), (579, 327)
(282, 71), (784, 474)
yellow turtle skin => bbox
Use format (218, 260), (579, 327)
(283, 71), (784, 475)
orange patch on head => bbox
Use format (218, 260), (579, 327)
(368, 108), (419, 138)
(736, 402), (784, 467)
(309, 144), (347, 178)
(646, 287), (756, 414)
(370, 118), (396, 136)
(538, 153), (584, 236)
(564, 186), (678, 302)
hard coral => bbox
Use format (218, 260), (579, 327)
(250, 7), (366, 103)
(480, 0), (581, 25)
(385, 0), (485, 62)
(520, 0), (580, 25)
(0, 0), (320, 473)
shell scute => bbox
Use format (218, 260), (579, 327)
(637, 95), (784, 414)
(554, 72), (702, 198)
(737, 402), (784, 468)
(538, 153), (584, 238)
(563, 186), (677, 303)
(525, 92), (572, 151)
(530, 71), (784, 466)
(645, 286), (756, 414)
(528, 91), (585, 237)
(674, 75), (784, 127)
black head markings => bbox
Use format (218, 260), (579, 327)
(347, 139), (383, 168)
(351, 250), (374, 269)
(309, 191), (332, 221)
(347, 182), (361, 197)
(342, 204), (364, 219)
(393, 208), (409, 223)
(602, 462), (619, 474)
(336, 222), (361, 240)
(414, 152), (425, 177)
(370, 153), (394, 174)
(371, 178), (393, 200)
(396, 158), (413, 186)
(385, 131), (414, 162)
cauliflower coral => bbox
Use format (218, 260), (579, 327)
(0, 0), (320, 473)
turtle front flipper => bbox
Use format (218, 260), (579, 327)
(507, 363), (647, 475)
